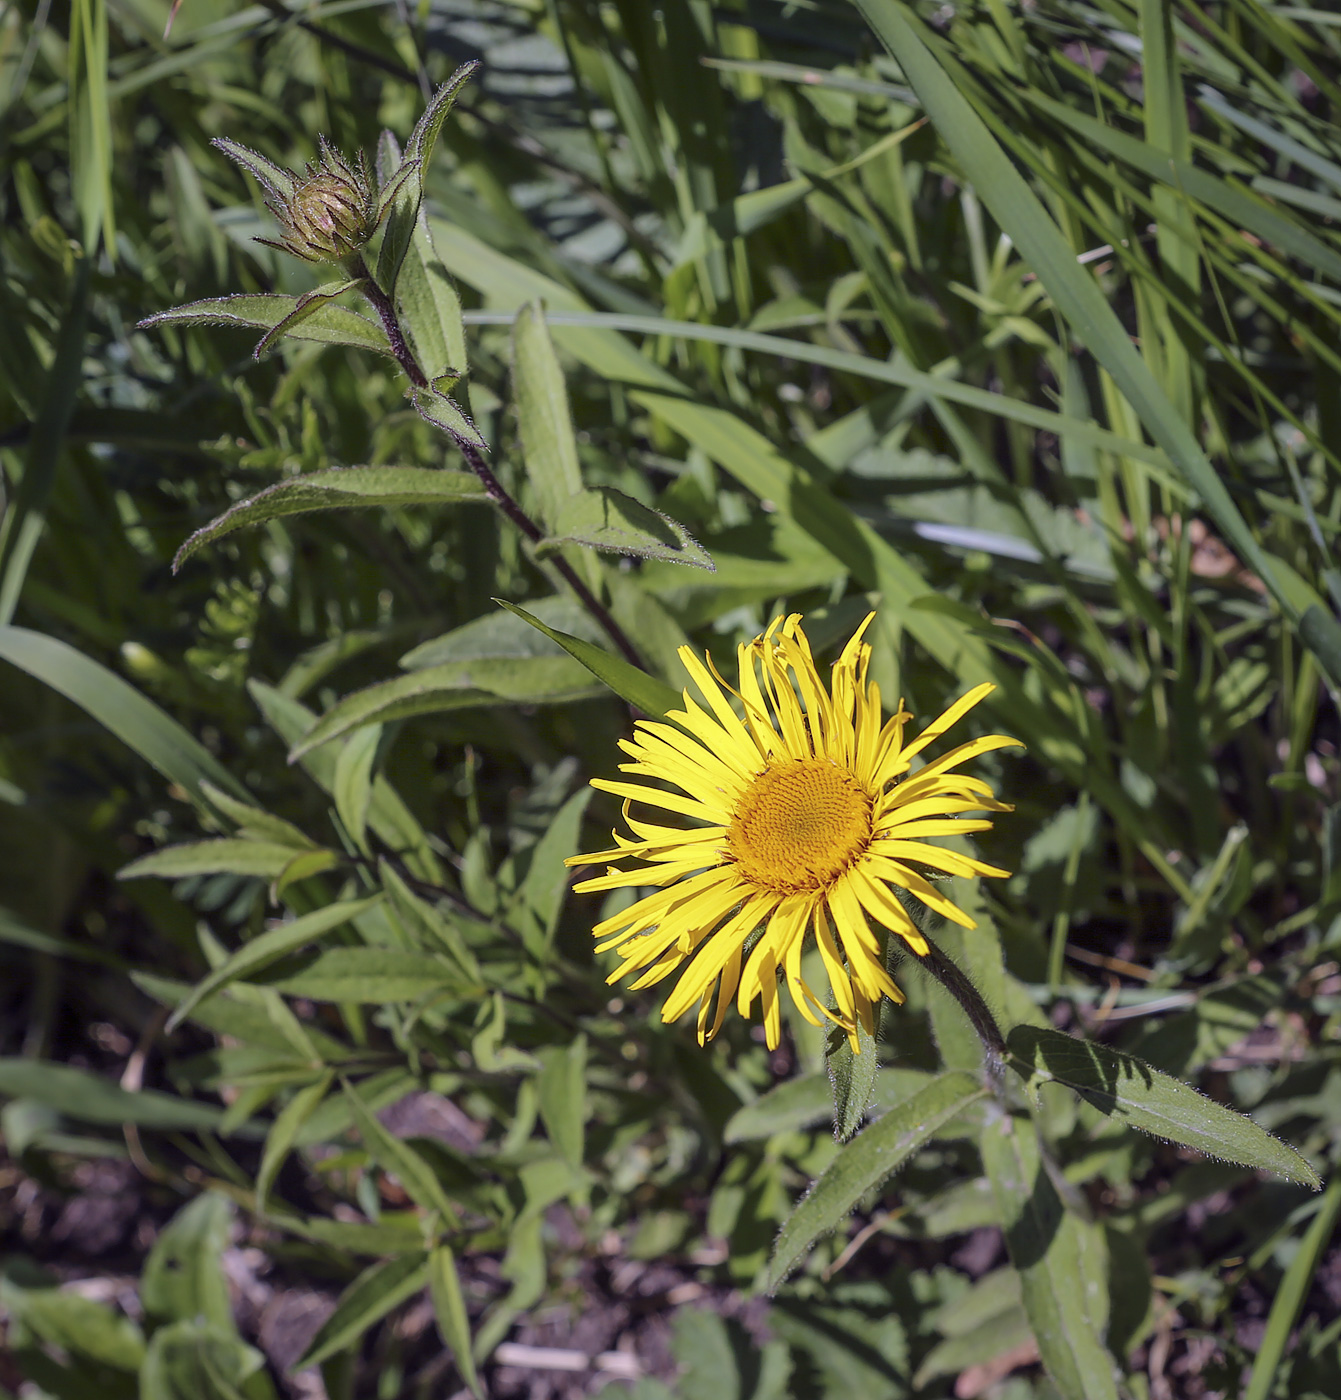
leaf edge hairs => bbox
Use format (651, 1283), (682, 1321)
(566, 614), (1022, 1051)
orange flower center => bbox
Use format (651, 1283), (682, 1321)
(726, 759), (873, 893)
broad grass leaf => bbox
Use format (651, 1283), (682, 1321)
(139, 295), (391, 356)
(291, 1252), (431, 1372)
(852, 0), (1338, 687)
(174, 467), (488, 570)
(1006, 1025), (1320, 1186)
(0, 625), (248, 811)
(494, 600), (681, 719)
(767, 1071), (986, 1289)
(163, 895), (384, 1032)
(981, 1112), (1119, 1400)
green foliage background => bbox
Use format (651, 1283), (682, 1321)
(2, 1), (1341, 1397)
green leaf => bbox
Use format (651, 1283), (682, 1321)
(412, 379), (488, 454)
(141, 1194), (235, 1331)
(536, 1034), (586, 1171)
(173, 467), (488, 570)
(400, 595), (607, 672)
(511, 301), (586, 532)
(429, 1246), (483, 1400)
(536, 487), (714, 571)
(514, 786), (591, 946)
(164, 895), (383, 1033)
(0, 626), (248, 811)
(981, 1112), (1119, 1400)
(826, 1013), (880, 1143)
(253, 278), (365, 358)
(333, 723), (380, 855)
(0, 1278), (145, 1372)
(851, 0), (1337, 687)
(138, 294), (391, 357)
(767, 1071), (986, 1289)
(212, 136), (296, 200)
(725, 1072), (834, 1144)
(0, 260), (88, 625)
(376, 62), (477, 294)
(265, 947), (466, 1002)
(197, 782), (317, 850)
(257, 1074), (333, 1214)
(119, 839), (310, 881)
(379, 860), (482, 983)
(395, 214), (467, 383)
(1006, 1026), (1321, 1187)
(495, 600), (681, 718)
(141, 1320), (275, 1400)
(0, 1058), (235, 1132)
(287, 651), (600, 759)
(340, 1077), (458, 1223)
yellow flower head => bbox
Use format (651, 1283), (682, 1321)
(567, 614), (1022, 1051)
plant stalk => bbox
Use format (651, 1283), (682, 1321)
(352, 258), (645, 670)
(913, 939), (1007, 1093)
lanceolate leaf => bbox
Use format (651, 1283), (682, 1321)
(767, 1071), (986, 1290)
(536, 487), (715, 571)
(412, 379), (489, 453)
(138, 295), (391, 356)
(981, 1112), (1119, 1400)
(264, 947), (473, 1002)
(0, 1059), (239, 1133)
(291, 1252), (431, 1372)
(173, 467), (489, 570)
(826, 1012), (880, 1143)
(1006, 1026), (1320, 1187)
(119, 838), (313, 881)
(253, 279), (365, 358)
(495, 601), (681, 719)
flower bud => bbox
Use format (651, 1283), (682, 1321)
(245, 137), (378, 266)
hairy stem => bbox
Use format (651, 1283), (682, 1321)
(913, 939), (1007, 1092)
(352, 257), (645, 671)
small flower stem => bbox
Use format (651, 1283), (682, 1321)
(913, 940), (1008, 1093)
(352, 258), (645, 671)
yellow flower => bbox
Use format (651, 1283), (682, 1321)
(567, 613), (1022, 1052)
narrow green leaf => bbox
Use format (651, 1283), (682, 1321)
(333, 723), (380, 855)
(257, 1074), (333, 1215)
(340, 1077), (457, 1224)
(212, 136), (296, 200)
(981, 1112), (1119, 1400)
(852, 0), (1336, 685)
(1, 1280), (145, 1372)
(511, 301), (586, 532)
(375, 61), (477, 294)
(494, 600), (680, 718)
(288, 653), (600, 760)
(138, 294), (391, 357)
(0, 626), (248, 810)
(265, 947), (465, 1003)
(0, 1059), (234, 1132)
(380, 860), (482, 982)
(141, 1319), (274, 1400)
(536, 486), (714, 570)
(174, 467), (488, 570)
(1243, 1175), (1341, 1400)
(396, 215), (467, 383)
(197, 782), (317, 850)
(0, 260), (89, 625)
(536, 1035), (586, 1172)
(1006, 1026), (1320, 1187)
(826, 1013), (880, 1144)
(291, 1252), (431, 1372)
(164, 895), (383, 1033)
(767, 1071), (986, 1289)
(429, 1245), (483, 1399)
(253, 278), (365, 358)
(412, 379), (489, 453)
(119, 838), (309, 881)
